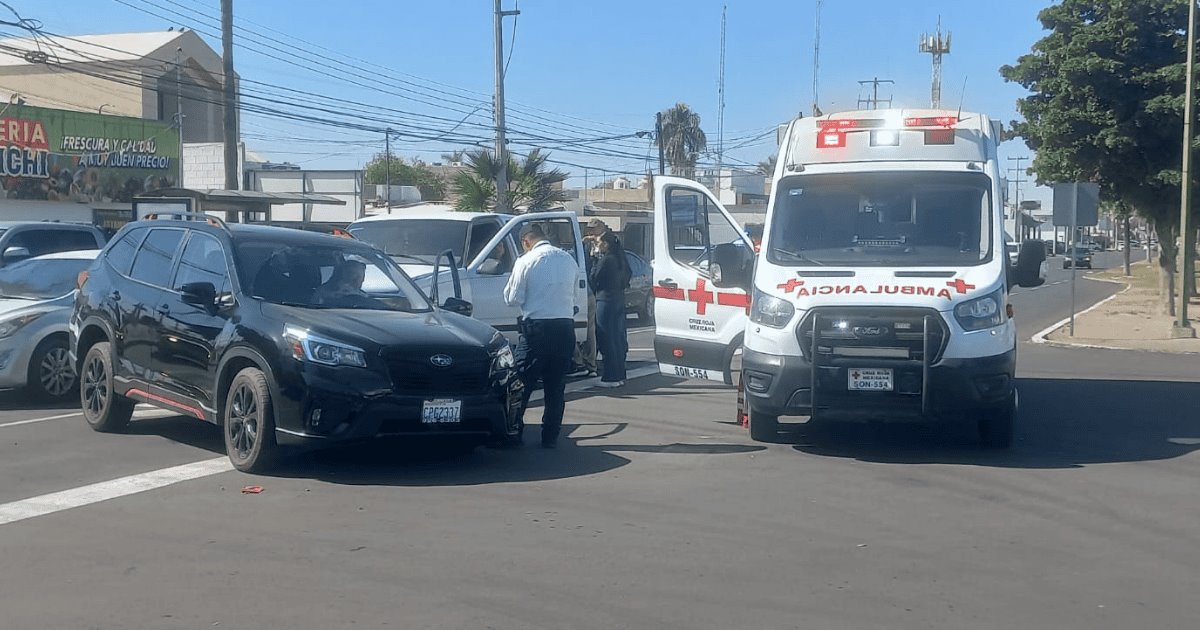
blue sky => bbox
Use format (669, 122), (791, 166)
(20, 0), (1056, 201)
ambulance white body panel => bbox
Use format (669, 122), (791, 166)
(651, 109), (1046, 447)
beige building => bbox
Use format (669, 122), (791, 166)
(0, 29), (233, 143)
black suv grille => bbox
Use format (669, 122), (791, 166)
(383, 348), (492, 396)
(797, 307), (948, 363)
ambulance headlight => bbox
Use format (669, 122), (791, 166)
(954, 289), (1005, 331)
(750, 288), (795, 328)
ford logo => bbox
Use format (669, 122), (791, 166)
(853, 325), (889, 338)
(429, 354), (454, 367)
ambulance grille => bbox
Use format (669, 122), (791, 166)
(796, 307), (948, 363)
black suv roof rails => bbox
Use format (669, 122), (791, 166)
(142, 212), (230, 232)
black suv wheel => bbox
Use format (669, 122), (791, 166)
(81, 342), (134, 432)
(223, 367), (278, 472)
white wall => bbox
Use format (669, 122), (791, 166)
(0, 200), (95, 223)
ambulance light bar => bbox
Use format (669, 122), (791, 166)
(904, 116), (958, 127)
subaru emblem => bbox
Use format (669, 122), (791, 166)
(430, 354), (453, 367)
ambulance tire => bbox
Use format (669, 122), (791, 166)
(977, 394), (1016, 449)
(748, 404), (780, 443)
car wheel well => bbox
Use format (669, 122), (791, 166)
(216, 356), (264, 425)
(76, 326), (109, 371)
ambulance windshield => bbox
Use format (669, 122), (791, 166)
(767, 171), (993, 267)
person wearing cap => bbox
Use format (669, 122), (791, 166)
(570, 218), (611, 377)
(503, 223), (580, 448)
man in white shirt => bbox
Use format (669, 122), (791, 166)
(503, 224), (580, 448)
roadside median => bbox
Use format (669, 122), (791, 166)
(1033, 261), (1200, 354)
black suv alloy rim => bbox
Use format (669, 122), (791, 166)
(83, 356), (108, 418)
(229, 383), (259, 459)
(40, 346), (75, 397)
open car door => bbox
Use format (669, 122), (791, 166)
(464, 210), (588, 343)
(652, 176), (754, 384)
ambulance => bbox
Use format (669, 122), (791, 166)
(651, 109), (1046, 447)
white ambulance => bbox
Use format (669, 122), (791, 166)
(651, 109), (1046, 447)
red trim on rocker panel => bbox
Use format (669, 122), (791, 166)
(125, 388), (205, 420)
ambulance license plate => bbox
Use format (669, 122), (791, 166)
(660, 363), (718, 382)
(422, 399), (462, 424)
(848, 368), (893, 391)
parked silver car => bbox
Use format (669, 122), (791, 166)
(0, 250), (100, 399)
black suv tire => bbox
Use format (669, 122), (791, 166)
(223, 367), (278, 472)
(81, 342), (135, 432)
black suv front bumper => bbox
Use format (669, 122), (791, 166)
(741, 347), (1015, 420)
(270, 363), (523, 446)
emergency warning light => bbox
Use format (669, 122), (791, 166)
(817, 130), (846, 148)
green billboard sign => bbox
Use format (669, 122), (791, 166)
(1, 104), (179, 204)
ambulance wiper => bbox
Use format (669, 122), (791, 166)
(771, 248), (825, 266)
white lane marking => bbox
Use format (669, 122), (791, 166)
(528, 365), (660, 403)
(0, 407), (185, 430)
(0, 411), (80, 429)
(0, 456), (232, 527)
(1168, 438), (1200, 445)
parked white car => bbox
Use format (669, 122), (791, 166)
(348, 206), (589, 343)
(0, 249), (101, 399)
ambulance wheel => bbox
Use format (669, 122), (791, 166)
(977, 394), (1016, 449)
(748, 404), (780, 443)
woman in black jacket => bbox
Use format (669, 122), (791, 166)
(590, 232), (631, 386)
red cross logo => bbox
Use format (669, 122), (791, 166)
(717, 291), (751, 314)
(851, 370), (861, 379)
(777, 278), (805, 294)
(688, 278), (715, 315)
(946, 278), (976, 294)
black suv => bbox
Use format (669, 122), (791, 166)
(71, 216), (522, 471)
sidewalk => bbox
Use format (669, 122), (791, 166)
(1038, 261), (1200, 354)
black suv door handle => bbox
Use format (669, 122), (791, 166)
(157, 303), (170, 314)
(109, 290), (121, 301)
(658, 279), (678, 289)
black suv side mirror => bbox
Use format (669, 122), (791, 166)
(1012, 240), (1047, 288)
(441, 296), (473, 316)
(180, 281), (218, 308)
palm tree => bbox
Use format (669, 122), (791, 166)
(657, 103), (707, 178)
(440, 150), (466, 165)
(452, 149), (569, 213)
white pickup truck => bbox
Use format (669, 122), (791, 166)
(348, 205), (590, 342)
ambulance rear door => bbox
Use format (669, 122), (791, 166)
(652, 176), (754, 384)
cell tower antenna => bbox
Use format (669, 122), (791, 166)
(717, 4), (726, 174)
(812, 0), (822, 115)
(919, 17), (952, 108)
(856, 77), (894, 110)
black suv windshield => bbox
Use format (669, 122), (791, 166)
(348, 220), (468, 264)
(0, 257), (93, 300)
(768, 171), (993, 267)
(235, 240), (431, 312)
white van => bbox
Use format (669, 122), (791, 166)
(348, 206), (590, 342)
(651, 109), (1046, 447)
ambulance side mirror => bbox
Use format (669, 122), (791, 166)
(1012, 240), (1047, 288)
(711, 242), (753, 290)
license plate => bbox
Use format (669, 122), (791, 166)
(421, 399), (462, 424)
(660, 363), (718, 382)
(848, 368), (893, 391)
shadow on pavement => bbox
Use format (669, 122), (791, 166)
(125, 415), (226, 455)
(258, 422), (762, 487)
(0, 390), (78, 412)
(788, 378), (1200, 468)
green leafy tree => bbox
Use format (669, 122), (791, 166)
(1000, 0), (1199, 313)
(452, 148), (569, 213)
(657, 103), (707, 178)
(440, 150), (466, 164)
(364, 152), (446, 201)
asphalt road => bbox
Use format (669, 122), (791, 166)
(1, 249), (1197, 629)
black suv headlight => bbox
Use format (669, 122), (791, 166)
(750, 288), (795, 328)
(285, 327), (368, 368)
(489, 332), (516, 371)
(953, 289), (1006, 331)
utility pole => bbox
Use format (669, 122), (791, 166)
(174, 47), (185, 188)
(716, 4), (726, 179)
(384, 129), (391, 214)
(656, 111), (665, 175)
(493, 0), (519, 213)
(220, 0), (239, 210)
(1008, 156), (1028, 245)
(812, 0), (822, 116)
(856, 78), (894, 110)
(1174, 0), (1196, 337)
